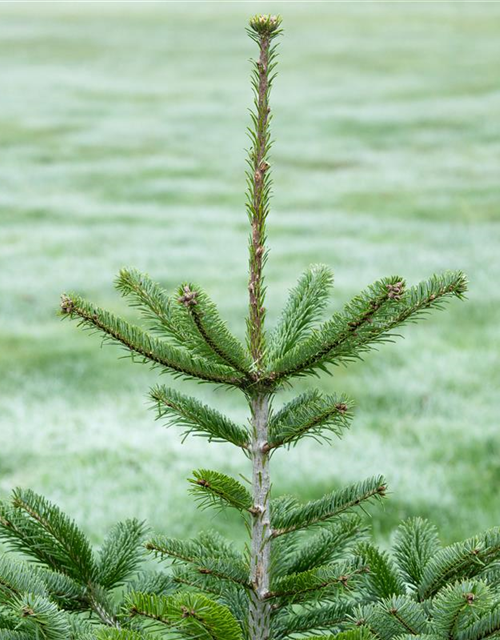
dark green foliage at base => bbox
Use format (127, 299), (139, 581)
(0, 490), (175, 639)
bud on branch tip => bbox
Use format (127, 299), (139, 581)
(60, 294), (74, 315)
(178, 285), (198, 308)
(249, 14), (282, 36)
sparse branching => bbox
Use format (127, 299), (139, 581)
(188, 469), (253, 513)
(355, 542), (405, 599)
(151, 385), (250, 448)
(267, 272), (467, 383)
(0, 12), (474, 640)
(175, 283), (253, 375)
(245, 15), (282, 368)
(266, 264), (334, 362)
(60, 293), (246, 387)
(267, 389), (353, 450)
(271, 477), (388, 538)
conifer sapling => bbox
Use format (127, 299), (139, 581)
(55, 14), (471, 640)
(0, 13), (485, 640)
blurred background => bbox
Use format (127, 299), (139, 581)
(1, 2), (499, 547)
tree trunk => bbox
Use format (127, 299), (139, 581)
(249, 392), (271, 640)
(246, 18), (280, 639)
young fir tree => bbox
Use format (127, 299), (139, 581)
(58, 13), (467, 640)
(0, 488), (175, 639)
(2, 13), (500, 640)
(344, 517), (500, 640)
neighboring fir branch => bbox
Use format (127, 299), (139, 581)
(273, 514), (368, 578)
(0, 631), (32, 640)
(145, 532), (250, 588)
(0, 592), (108, 639)
(359, 595), (431, 639)
(0, 561), (84, 618)
(176, 283), (253, 376)
(188, 469), (253, 513)
(115, 268), (181, 341)
(127, 591), (244, 640)
(245, 14), (282, 367)
(0, 555), (48, 602)
(0, 490), (160, 631)
(69, 616), (115, 640)
(94, 631), (155, 640)
(35, 568), (85, 611)
(350, 589), (500, 640)
(266, 560), (369, 604)
(125, 571), (176, 599)
(9, 593), (71, 640)
(267, 389), (353, 450)
(267, 272), (467, 384)
(341, 520), (500, 640)
(298, 629), (373, 640)
(431, 580), (492, 638)
(393, 518), (441, 590)
(266, 264), (334, 362)
(355, 543), (405, 600)
(0, 489), (96, 583)
(60, 294), (245, 387)
(150, 385), (250, 449)
(271, 476), (387, 538)
(418, 527), (500, 601)
(455, 606), (500, 640)
(96, 519), (148, 589)
(271, 602), (352, 639)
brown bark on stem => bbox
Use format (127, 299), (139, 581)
(248, 33), (271, 371)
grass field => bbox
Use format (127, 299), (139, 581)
(1, 2), (499, 549)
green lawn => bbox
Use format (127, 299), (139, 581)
(1, 2), (499, 548)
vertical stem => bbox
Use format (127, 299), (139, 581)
(247, 28), (272, 371)
(249, 393), (271, 640)
(246, 16), (281, 640)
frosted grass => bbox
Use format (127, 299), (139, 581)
(0, 2), (499, 545)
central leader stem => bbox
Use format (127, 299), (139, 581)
(247, 22), (276, 640)
(246, 17), (281, 638)
(249, 393), (271, 640)
(248, 32), (271, 370)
